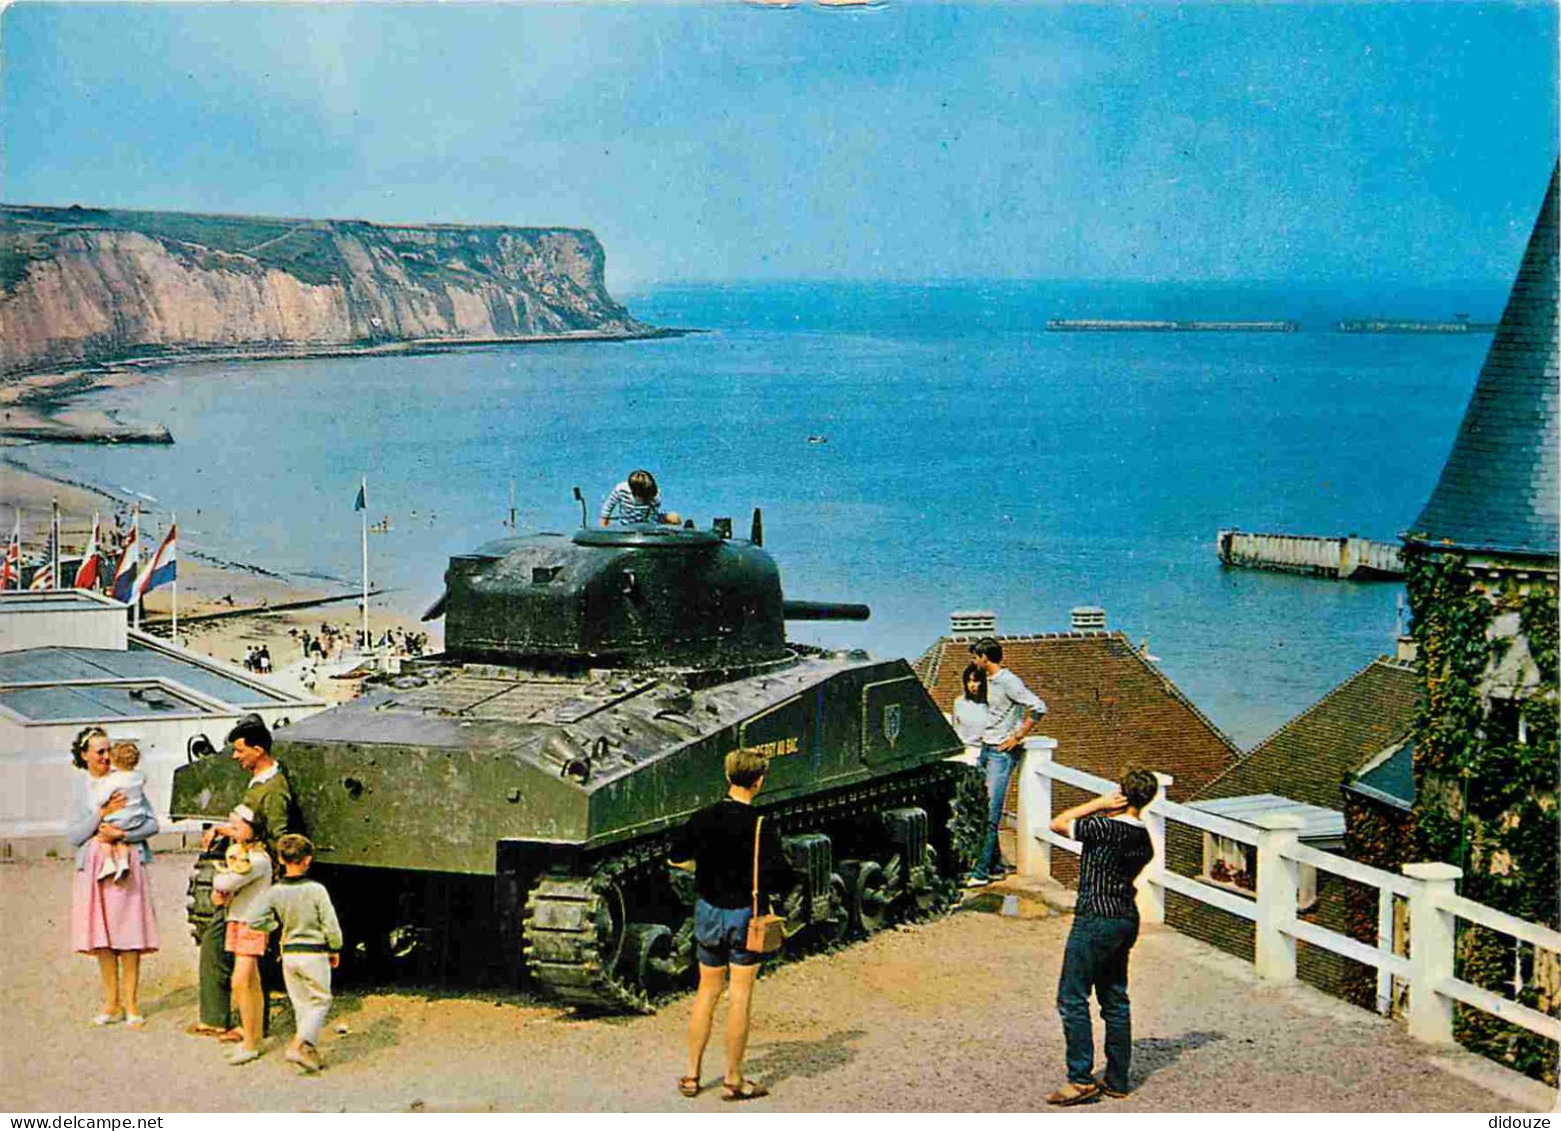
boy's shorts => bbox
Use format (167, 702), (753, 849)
(694, 899), (761, 968)
(225, 920), (270, 958)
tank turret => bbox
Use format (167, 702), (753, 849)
(434, 519), (865, 670)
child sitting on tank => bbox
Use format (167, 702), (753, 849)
(600, 469), (681, 527)
(247, 833), (342, 1074)
(93, 741), (153, 882)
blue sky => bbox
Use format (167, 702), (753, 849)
(4, 2), (1556, 288)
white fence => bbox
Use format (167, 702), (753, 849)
(1009, 739), (1561, 1049)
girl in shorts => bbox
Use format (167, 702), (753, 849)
(211, 804), (271, 1065)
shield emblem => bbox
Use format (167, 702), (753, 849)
(883, 703), (903, 748)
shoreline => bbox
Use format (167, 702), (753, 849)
(0, 325), (700, 440)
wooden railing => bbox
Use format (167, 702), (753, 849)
(1006, 739), (1561, 1048)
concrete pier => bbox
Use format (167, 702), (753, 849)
(1217, 529), (1404, 579)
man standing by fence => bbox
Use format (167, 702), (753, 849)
(964, 637), (1046, 887)
(1045, 767), (1159, 1105)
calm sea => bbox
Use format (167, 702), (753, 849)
(24, 280), (1502, 748)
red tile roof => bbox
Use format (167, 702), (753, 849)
(1194, 657), (1421, 809)
(913, 631), (1241, 799)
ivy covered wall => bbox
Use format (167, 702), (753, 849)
(1404, 546), (1559, 1084)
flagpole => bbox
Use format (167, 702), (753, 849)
(51, 498), (60, 590)
(132, 506), (141, 631)
(170, 511), (178, 646)
(360, 476), (369, 656)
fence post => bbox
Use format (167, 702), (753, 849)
(1252, 813), (1304, 981)
(1402, 862), (1462, 1045)
(1016, 736), (1057, 881)
(1376, 888), (1397, 1016)
(1135, 771), (1174, 924)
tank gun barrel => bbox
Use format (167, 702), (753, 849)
(782, 600), (870, 622)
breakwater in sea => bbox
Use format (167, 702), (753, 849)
(1217, 529), (1405, 580)
(1046, 318), (1299, 332)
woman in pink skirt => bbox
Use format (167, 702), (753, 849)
(67, 726), (160, 1028)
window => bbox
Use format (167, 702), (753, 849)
(1201, 832), (1317, 911)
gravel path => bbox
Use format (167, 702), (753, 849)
(0, 855), (1547, 1113)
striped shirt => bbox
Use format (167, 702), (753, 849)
(600, 482), (664, 525)
(1071, 814), (1153, 920)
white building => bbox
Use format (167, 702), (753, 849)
(0, 590), (324, 853)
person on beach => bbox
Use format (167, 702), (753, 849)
(1044, 767), (1159, 1106)
(964, 637), (1045, 887)
(67, 726), (160, 1029)
(248, 834), (342, 1074)
(600, 469), (682, 527)
(190, 714), (300, 1041)
(950, 662), (992, 746)
(93, 741), (153, 882)
(211, 805), (272, 1066)
(669, 748), (792, 1102)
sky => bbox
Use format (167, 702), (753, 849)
(3, 1), (1557, 289)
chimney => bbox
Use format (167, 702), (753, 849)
(1071, 606), (1106, 632)
(950, 610), (997, 637)
(1395, 635), (1418, 664)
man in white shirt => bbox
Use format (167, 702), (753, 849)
(965, 637), (1046, 886)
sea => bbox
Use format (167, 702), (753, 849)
(20, 279), (1504, 749)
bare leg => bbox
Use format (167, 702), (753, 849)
(685, 963), (727, 1080)
(120, 952), (141, 1016)
(95, 951), (121, 1015)
(723, 962), (760, 1085)
(233, 956), (262, 1051)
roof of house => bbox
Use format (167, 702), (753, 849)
(913, 630), (1241, 798)
(1409, 164), (1559, 559)
(0, 641), (298, 721)
(1345, 739), (1416, 811)
(1194, 656), (1421, 811)
(1186, 794), (1346, 841)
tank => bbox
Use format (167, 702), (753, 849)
(170, 511), (981, 1011)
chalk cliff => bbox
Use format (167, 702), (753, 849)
(0, 205), (649, 379)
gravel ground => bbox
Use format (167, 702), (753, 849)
(1, 854), (1549, 1113)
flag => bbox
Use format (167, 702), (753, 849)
(133, 522), (177, 600)
(111, 513), (139, 602)
(74, 514), (101, 589)
(0, 513), (18, 590)
(354, 482), (367, 512)
(29, 565), (51, 590)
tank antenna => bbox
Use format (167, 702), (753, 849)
(750, 508), (764, 547)
(572, 486), (587, 529)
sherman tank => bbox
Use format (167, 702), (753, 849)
(171, 508), (978, 1012)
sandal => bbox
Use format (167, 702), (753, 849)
(1045, 1081), (1101, 1106)
(186, 1022), (225, 1037)
(91, 1012), (125, 1026)
(678, 1076), (701, 1098)
(217, 1028), (245, 1043)
(125, 1014), (146, 1030)
(721, 1079), (769, 1102)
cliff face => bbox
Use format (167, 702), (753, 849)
(0, 206), (647, 378)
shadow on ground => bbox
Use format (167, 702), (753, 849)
(1131, 1030), (1224, 1088)
(743, 1029), (867, 1087)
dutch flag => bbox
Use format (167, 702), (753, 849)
(111, 513), (139, 603)
(133, 521), (177, 601)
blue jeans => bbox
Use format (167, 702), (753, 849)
(973, 743), (1017, 879)
(1056, 915), (1139, 1092)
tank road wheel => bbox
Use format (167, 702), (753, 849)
(949, 763), (989, 875)
(820, 873), (852, 946)
(523, 873), (648, 1013)
(620, 923), (678, 996)
(912, 845), (953, 917)
(840, 860), (892, 935)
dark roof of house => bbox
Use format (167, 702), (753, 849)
(1195, 657), (1421, 810)
(0, 643), (295, 719)
(1346, 740), (1416, 811)
(1409, 164), (1559, 559)
(913, 631), (1241, 799)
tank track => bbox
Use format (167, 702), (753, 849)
(522, 760), (975, 1013)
